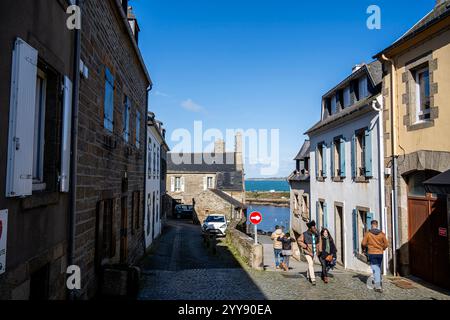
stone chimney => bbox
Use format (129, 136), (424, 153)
(214, 139), (225, 154)
(235, 133), (243, 172)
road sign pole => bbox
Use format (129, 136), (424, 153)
(254, 223), (257, 245)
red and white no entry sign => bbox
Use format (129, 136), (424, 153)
(249, 211), (262, 225)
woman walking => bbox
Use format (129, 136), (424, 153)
(318, 228), (337, 283)
(278, 232), (296, 271)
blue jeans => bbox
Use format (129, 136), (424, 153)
(274, 249), (283, 267)
(368, 254), (383, 288)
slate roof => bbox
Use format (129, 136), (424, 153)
(167, 153), (237, 173)
(288, 171), (310, 182)
(216, 171), (244, 191)
(294, 140), (310, 160)
(209, 189), (247, 209)
(375, 1), (450, 57)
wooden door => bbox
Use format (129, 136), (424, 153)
(120, 196), (128, 263)
(408, 195), (449, 288)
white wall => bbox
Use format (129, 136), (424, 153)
(145, 126), (163, 250)
(310, 110), (381, 273)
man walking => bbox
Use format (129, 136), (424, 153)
(362, 220), (389, 292)
(271, 225), (284, 270)
(298, 221), (320, 285)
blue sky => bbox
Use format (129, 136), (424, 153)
(131, 0), (434, 178)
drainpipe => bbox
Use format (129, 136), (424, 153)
(381, 54), (399, 276)
(68, 0), (83, 300)
(143, 85), (152, 252)
(371, 99), (387, 275)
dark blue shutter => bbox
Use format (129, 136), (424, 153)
(323, 203), (328, 228)
(352, 209), (358, 254)
(330, 141), (335, 178)
(315, 145), (319, 179)
(364, 128), (373, 177)
(322, 144), (327, 178)
(351, 134), (356, 178)
(340, 137), (346, 177)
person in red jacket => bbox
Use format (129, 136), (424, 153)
(362, 220), (389, 292)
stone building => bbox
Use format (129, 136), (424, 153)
(306, 61), (384, 273)
(73, 1), (152, 298)
(167, 135), (245, 224)
(0, 0), (75, 299)
(145, 112), (169, 250)
(374, 0), (450, 288)
(288, 140), (311, 239)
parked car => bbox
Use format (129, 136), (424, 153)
(175, 204), (193, 219)
(202, 214), (229, 236)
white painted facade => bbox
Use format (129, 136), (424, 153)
(144, 122), (164, 250)
(309, 96), (383, 273)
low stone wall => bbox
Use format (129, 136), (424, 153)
(226, 227), (264, 270)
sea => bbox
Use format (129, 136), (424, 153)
(245, 179), (290, 192)
(245, 179), (291, 233)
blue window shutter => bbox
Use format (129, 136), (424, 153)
(366, 212), (373, 232)
(351, 134), (356, 178)
(104, 68), (114, 132)
(315, 145), (319, 179)
(340, 137), (346, 177)
(352, 209), (358, 254)
(322, 144), (327, 178)
(316, 201), (319, 226)
(364, 128), (373, 177)
(330, 141), (335, 178)
(323, 203), (328, 228)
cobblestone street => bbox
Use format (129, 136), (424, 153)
(138, 219), (450, 300)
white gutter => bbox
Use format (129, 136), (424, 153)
(371, 99), (388, 276)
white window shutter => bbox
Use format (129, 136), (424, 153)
(203, 176), (207, 190)
(6, 38), (38, 198)
(181, 177), (185, 192)
(170, 177), (175, 192)
(60, 76), (72, 192)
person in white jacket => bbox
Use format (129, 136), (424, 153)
(270, 225), (285, 269)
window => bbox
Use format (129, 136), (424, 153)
(157, 147), (160, 178)
(415, 67), (431, 122)
(331, 137), (346, 178)
(331, 95), (337, 115)
(153, 143), (156, 177)
(104, 68), (114, 132)
(175, 177), (181, 192)
(358, 76), (368, 99)
(352, 129), (372, 179)
(316, 200), (327, 230)
(302, 194), (309, 220)
(343, 86), (351, 108)
(122, 96), (130, 142)
(316, 143), (327, 179)
(135, 111), (141, 148)
(324, 98), (332, 117)
(352, 208), (373, 257)
(207, 176), (214, 189)
(32, 69), (47, 189)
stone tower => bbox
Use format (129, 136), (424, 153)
(235, 132), (243, 172)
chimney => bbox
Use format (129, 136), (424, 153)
(127, 6), (140, 44)
(214, 139), (225, 154)
(235, 133), (243, 172)
(352, 64), (364, 73)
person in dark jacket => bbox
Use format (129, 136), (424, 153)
(277, 232), (296, 271)
(298, 220), (320, 285)
(318, 228), (337, 284)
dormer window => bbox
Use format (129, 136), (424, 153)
(331, 95), (337, 115)
(343, 86), (351, 108)
(359, 76), (369, 99)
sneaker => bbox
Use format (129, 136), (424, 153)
(311, 280), (316, 286)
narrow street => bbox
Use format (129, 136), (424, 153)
(138, 219), (450, 300)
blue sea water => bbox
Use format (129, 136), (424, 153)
(245, 180), (289, 192)
(246, 204), (290, 234)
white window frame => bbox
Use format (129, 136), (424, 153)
(414, 67), (431, 124)
(207, 176), (214, 189)
(175, 177), (181, 192)
(32, 69), (47, 191)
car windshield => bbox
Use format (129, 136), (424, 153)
(205, 216), (225, 223)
